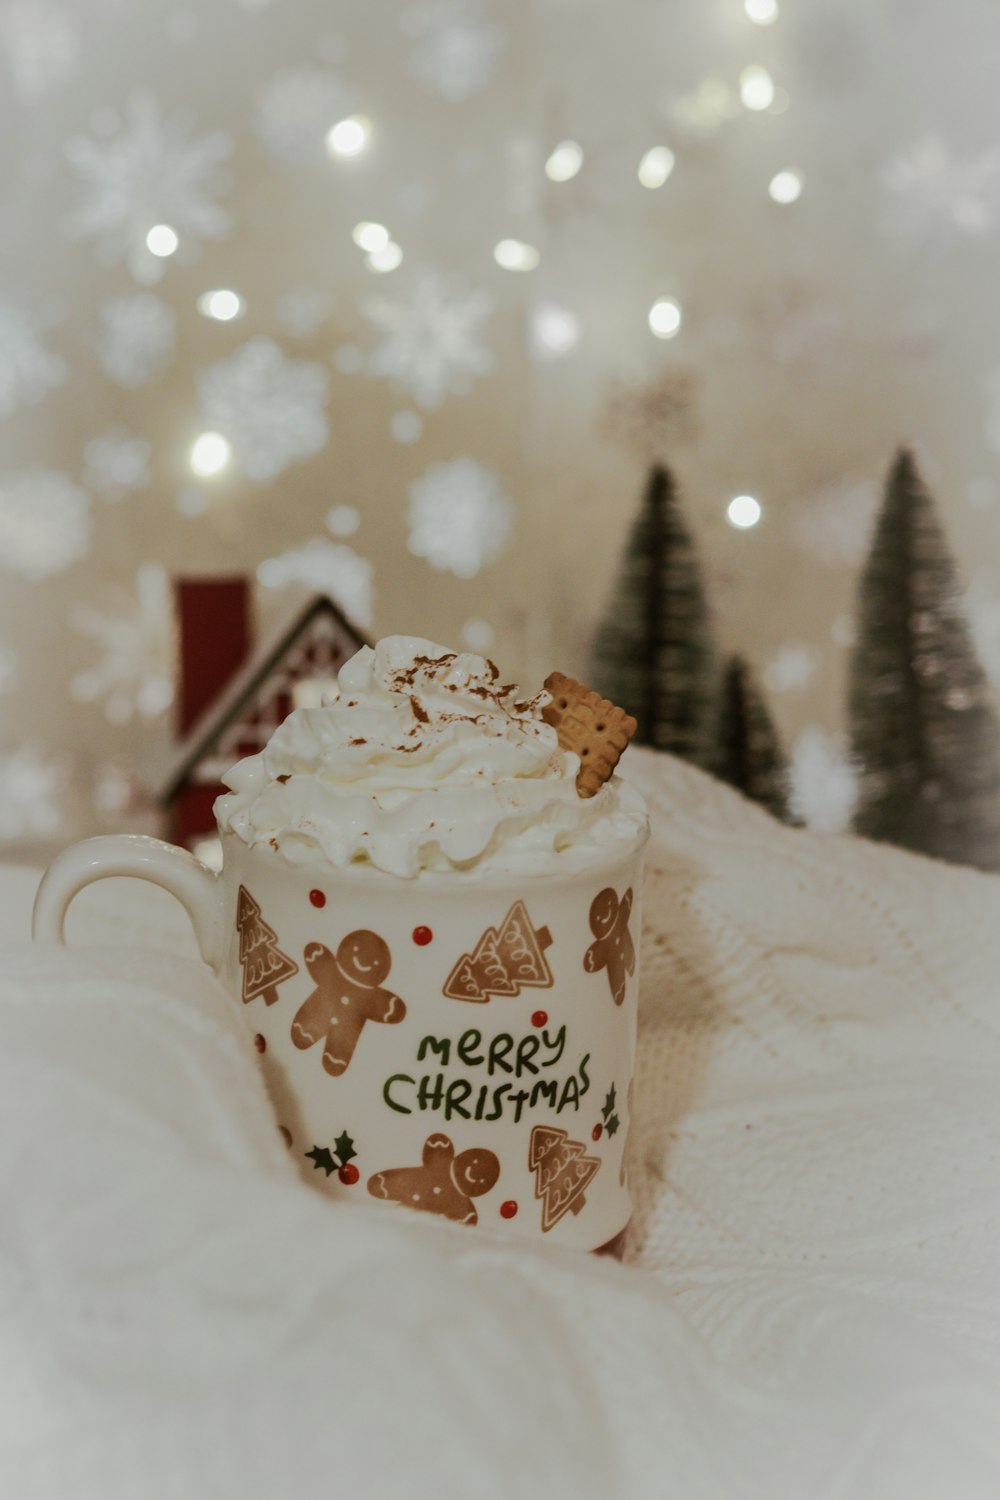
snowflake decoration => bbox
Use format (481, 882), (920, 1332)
(71, 563), (175, 726)
(599, 369), (699, 462)
(257, 539), (373, 628)
(0, 645), (17, 695)
(363, 268), (494, 408)
(0, 468), (90, 580)
(884, 136), (1000, 242)
(64, 92), (233, 284)
(0, 0), (77, 101)
(788, 727), (857, 834)
(0, 747), (66, 841)
(791, 478), (879, 566)
(83, 428), (151, 501)
(400, 0), (505, 103)
(763, 644), (820, 695)
(408, 458), (514, 578)
(198, 337), (330, 483)
(254, 67), (355, 163)
(97, 293), (175, 388)
(0, 303), (66, 421)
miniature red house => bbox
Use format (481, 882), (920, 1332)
(159, 579), (369, 849)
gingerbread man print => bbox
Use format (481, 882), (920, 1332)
(367, 1133), (500, 1226)
(583, 886), (635, 1006)
(291, 931), (406, 1077)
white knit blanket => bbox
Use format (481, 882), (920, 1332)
(2, 746), (999, 1499)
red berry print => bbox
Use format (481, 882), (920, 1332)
(412, 925), (433, 946)
(309, 888), (326, 908)
(254, 1033), (266, 1053)
(338, 1162), (360, 1186)
(531, 1010), (548, 1028)
(592, 1124), (603, 1142)
(499, 1200), (518, 1219)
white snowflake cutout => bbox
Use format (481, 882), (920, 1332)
(788, 727), (857, 834)
(198, 337), (330, 482)
(83, 428), (151, 500)
(0, 304), (66, 420)
(407, 458), (513, 577)
(97, 293), (176, 388)
(0, 0), (78, 102)
(254, 68), (355, 163)
(399, 0), (506, 103)
(64, 92), (233, 284)
(257, 539), (373, 628)
(0, 747), (67, 840)
(71, 563), (175, 725)
(0, 468), (91, 580)
(363, 267), (494, 408)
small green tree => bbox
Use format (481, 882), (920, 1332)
(849, 449), (1000, 871)
(713, 656), (792, 821)
(591, 465), (715, 768)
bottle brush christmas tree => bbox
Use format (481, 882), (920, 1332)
(591, 464), (715, 768)
(712, 655), (792, 821)
(848, 448), (1000, 871)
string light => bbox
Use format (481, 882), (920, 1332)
(352, 222), (389, 252)
(745, 0), (779, 23)
(189, 432), (231, 477)
(648, 297), (682, 339)
(768, 169), (803, 204)
(531, 303), (580, 356)
(494, 239), (540, 271)
(638, 146), (675, 188)
(366, 240), (403, 272)
(325, 115), (370, 157)
(727, 494), (762, 529)
(544, 140), (584, 182)
(739, 66), (775, 111)
(146, 224), (178, 257)
(197, 288), (244, 321)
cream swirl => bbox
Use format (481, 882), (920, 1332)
(214, 636), (648, 877)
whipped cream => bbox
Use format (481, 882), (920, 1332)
(215, 636), (648, 878)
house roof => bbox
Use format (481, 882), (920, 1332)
(156, 592), (370, 805)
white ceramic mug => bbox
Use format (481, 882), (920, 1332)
(33, 825), (647, 1251)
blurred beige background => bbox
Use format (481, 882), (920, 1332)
(2, 0), (1000, 850)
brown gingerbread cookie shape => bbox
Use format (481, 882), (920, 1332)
(443, 899), (553, 1003)
(367, 1133), (500, 1226)
(583, 886), (635, 1006)
(529, 1124), (601, 1232)
(291, 930), (406, 1076)
(236, 885), (299, 1005)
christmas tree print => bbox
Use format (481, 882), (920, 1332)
(529, 1124), (601, 1233)
(849, 449), (1000, 871)
(712, 655), (793, 822)
(591, 464), (716, 770)
(443, 900), (553, 1003)
(236, 884), (299, 1005)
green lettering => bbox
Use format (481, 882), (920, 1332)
(486, 1082), (512, 1120)
(514, 1034), (541, 1076)
(417, 1072), (445, 1111)
(509, 1087), (531, 1123)
(383, 1073), (414, 1114)
(457, 1029), (484, 1067)
(473, 1082), (489, 1120)
(444, 1078), (473, 1120)
(487, 1032), (514, 1075)
(417, 1035), (451, 1066)
(578, 1052), (590, 1098)
(558, 1075), (580, 1112)
(541, 1025), (566, 1067)
(529, 1078), (558, 1110)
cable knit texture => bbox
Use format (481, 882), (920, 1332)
(2, 745), (999, 1499)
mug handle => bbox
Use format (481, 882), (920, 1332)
(32, 834), (225, 972)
